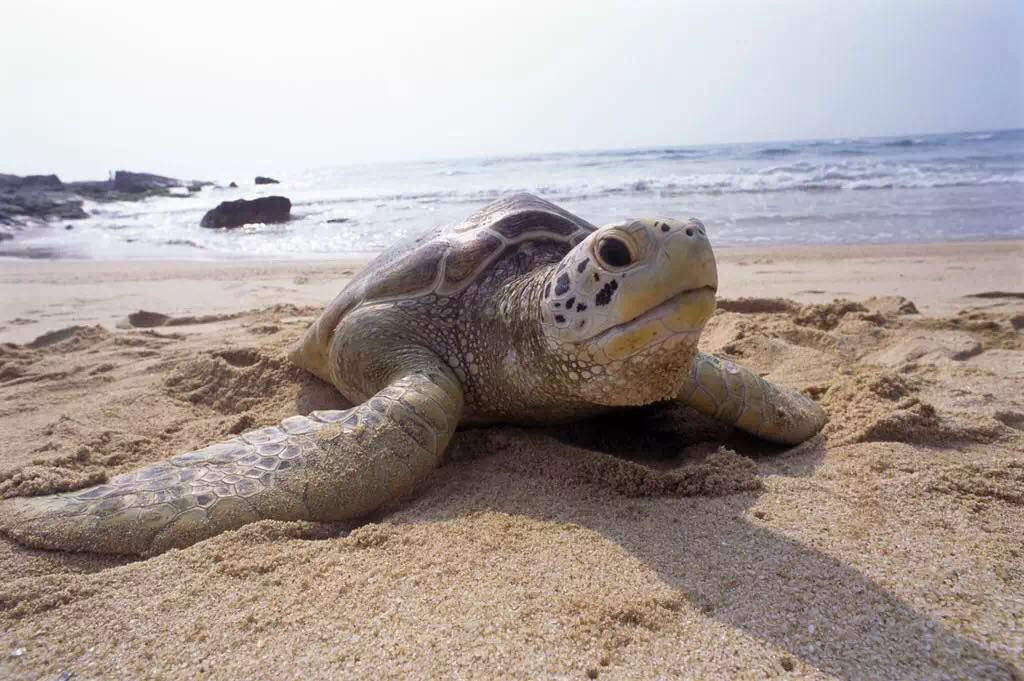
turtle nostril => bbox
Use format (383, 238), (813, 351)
(685, 227), (695, 237)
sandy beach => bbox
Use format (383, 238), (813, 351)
(0, 239), (1022, 679)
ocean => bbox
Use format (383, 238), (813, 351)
(5, 128), (1022, 260)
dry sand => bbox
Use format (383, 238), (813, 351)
(0, 240), (1022, 680)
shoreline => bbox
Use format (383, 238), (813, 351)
(2, 239), (1021, 344)
(3, 232), (1024, 263)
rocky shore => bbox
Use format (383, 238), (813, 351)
(0, 170), (214, 239)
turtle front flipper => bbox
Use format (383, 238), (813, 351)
(678, 352), (826, 445)
(0, 354), (463, 556)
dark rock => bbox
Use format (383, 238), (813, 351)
(200, 196), (291, 229)
(254, 176), (280, 185)
(228, 182), (238, 188)
(0, 231), (13, 242)
(165, 239), (204, 249)
(112, 170), (183, 193)
(63, 180), (114, 198)
(0, 174), (63, 191)
(23, 175), (64, 190)
(0, 170), (213, 227)
(0, 173), (77, 225)
(0, 193), (87, 221)
(23, 174), (63, 190)
(326, 218), (350, 224)
(127, 310), (171, 327)
(65, 173), (211, 201)
(65, 224), (74, 230)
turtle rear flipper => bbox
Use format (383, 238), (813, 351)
(0, 355), (463, 556)
(678, 352), (826, 445)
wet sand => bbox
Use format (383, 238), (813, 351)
(0, 239), (1022, 679)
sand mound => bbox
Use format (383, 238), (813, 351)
(861, 295), (919, 316)
(820, 369), (1005, 445)
(26, 325), (112, 350)
(449, 429), (762, 499)
(920, 309), (1024, 351)
(864, 330), (983, 368)
(793, 300), (879, 331)
(821, 370), (941, 444)
(164, 348), (303, 414)
(0, 417), (162, 497)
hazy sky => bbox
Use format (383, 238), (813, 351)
(2, 0), (1021, 180)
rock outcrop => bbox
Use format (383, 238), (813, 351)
(0, 174), (64, 191)
(254, 176), (280, 185)
(0, 171), (214, 234)
(111, 171), (183, 194)
(200, 196), (291, 229)
(0, 174), (87, 226)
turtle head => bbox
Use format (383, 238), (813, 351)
(540, 217), (718, 405)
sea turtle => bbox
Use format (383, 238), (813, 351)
(0, 194), (826, 556)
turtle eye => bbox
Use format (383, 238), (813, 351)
(596, 236), (633, 269)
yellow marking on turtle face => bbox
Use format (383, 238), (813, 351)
(616, 286), (675, 322)
(664, 293), (716, 332)
(604, 320), (668, 360)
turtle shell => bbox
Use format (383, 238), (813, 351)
(291, 193), (595, 376)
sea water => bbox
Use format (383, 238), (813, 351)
(4, 128), (1022, 260)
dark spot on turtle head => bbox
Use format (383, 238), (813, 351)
(544, 282), (551, 298)
(565, 297), (575, 308)
(661, 223), (670, 233)
(554, 273), (571, 296)
(577, 258), (590, 273)
(554, 314), (566, 323)
(595, 280), (618, 306)
(593, 273), (600, 281)
(554, 302), (561, 308)
(577, 320), (585, 328)
(576, 303), (587, 312)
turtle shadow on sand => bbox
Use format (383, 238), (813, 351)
(377, 405), (1018, 681)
